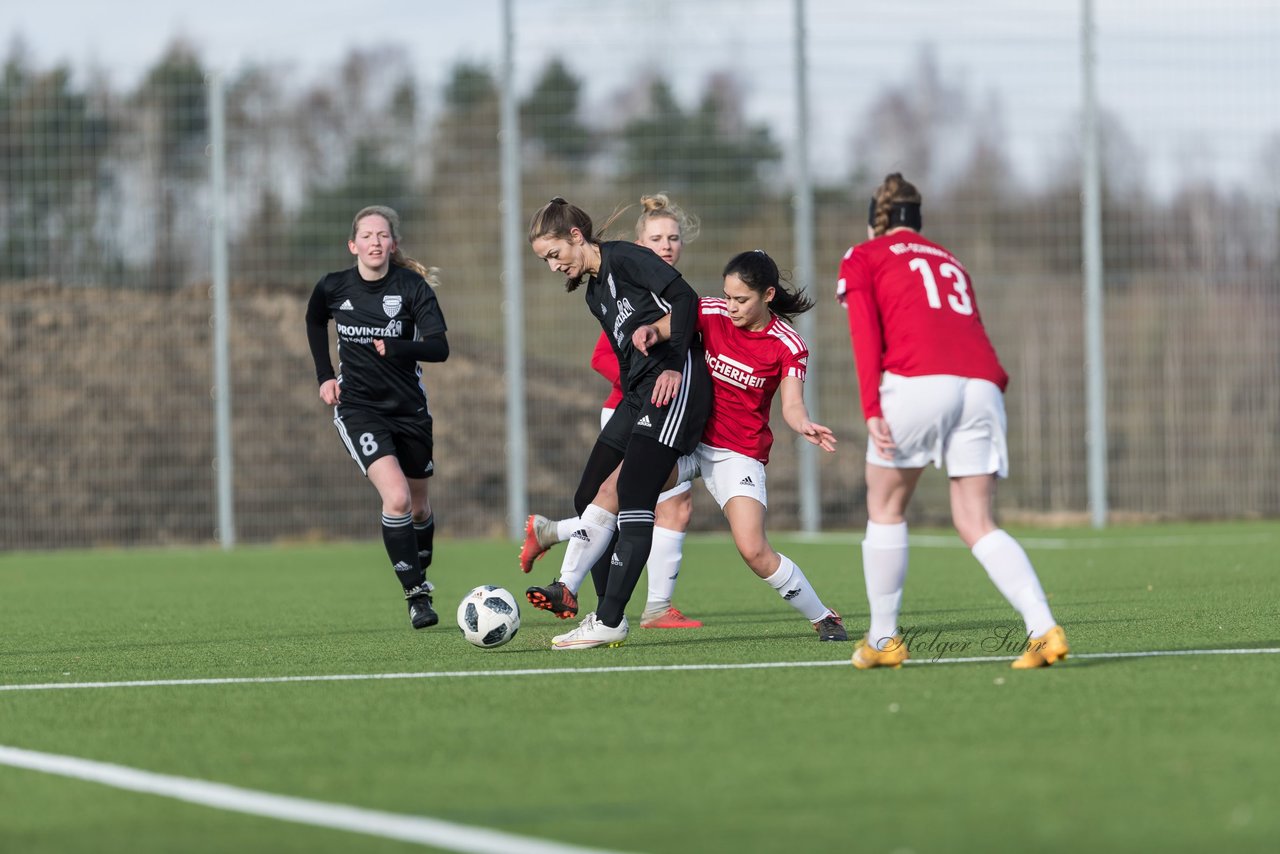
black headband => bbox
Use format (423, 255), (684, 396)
(867, 198), (922, 232)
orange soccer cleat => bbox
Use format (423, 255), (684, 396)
(1010, 625), (1070, 669)
(851, 634), (910, 669)
(640, 605), (704, 629)
(518, 514), (559, 573)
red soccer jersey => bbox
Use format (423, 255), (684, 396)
(590, 331), (624, 409)
(697, 297), (808, 464)
(838, 232), (1008, 420)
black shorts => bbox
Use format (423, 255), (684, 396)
(598, 347), (711, 456)
(333, 406), (434, 479)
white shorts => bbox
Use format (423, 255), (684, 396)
(868, 373), (1009, 478)
(602, 406), (691, 504)
(681, 443), (768, 509)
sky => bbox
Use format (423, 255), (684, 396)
(6, 0), (1279, 196)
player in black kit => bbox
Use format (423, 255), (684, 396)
(305, 205), (448, 630)
(526, 197), (712, 649)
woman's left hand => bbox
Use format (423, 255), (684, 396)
(799, 421), (837, 453)
(651, 369), (682, 406)
(373, 339), (387, 357)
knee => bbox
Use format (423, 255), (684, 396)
(657, 490), (693, 529)
(736, 538), (775, 575)
(382, 492), (412, 517)
(951, 510), (995, 549)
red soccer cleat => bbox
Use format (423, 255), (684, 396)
(518, 514), (559, 573)
(640, 605), (703, 629)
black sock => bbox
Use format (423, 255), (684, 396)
(383, 511), (424, 591)
(597, 510), (654, 627)
(588, 532), (617, 599)
(594, 434), (680, 627)
(414, 514), (435, 572)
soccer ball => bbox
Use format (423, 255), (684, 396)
(456, 585), (520, 648)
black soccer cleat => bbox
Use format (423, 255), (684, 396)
(814, 611), (848, 642)
(525, 580), (579, 620)
(405, 582), (438, 629)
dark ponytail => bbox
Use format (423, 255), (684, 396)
(722, 250), (814, 323)
(528, 197), (597, 245)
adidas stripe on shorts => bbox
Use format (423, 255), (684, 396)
(601, 406), (694, 503)
(597, 347), (711, 456)
(683, 443), (768, 509)
(869, 372), (1009, 478)
(333, 405), (435, 479)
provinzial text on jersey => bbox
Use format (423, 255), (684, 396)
(611, 298), (637, 347)
(337, 320), (404, 342)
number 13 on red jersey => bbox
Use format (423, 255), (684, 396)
(908, 257), (973, 316)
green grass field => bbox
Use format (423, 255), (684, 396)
(2, 522), (1278, 853)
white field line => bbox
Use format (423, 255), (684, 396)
(2, 647), (1277, 693)
(773, 531), (1279, 549)
(0, 745), (628, 854)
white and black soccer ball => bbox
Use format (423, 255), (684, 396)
(456, 585), (520, 649)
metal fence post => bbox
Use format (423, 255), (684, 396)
(793, 0), (820, 533)
(208, 71), (235, 549)
(1081, 0), (1108, 528)
(500, 0), (528, 540)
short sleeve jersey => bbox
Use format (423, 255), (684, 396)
(585, 241), (685, 398)
(698, 297), (808, 464)
(838, 232), (1007, 420)
(306, 265), (447, 416)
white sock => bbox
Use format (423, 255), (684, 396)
(644, 526), (685, 612)
(556, 505), (616, 595)
(763, 554), (830, 623)
(972, 529), (1056, 637)
(555, 517), (580, 542)
(863, 521), (909, 651)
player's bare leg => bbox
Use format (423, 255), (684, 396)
(724, 497), (844, 640)
(951, 474), (1065, 667)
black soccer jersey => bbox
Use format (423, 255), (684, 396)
(306, 265), (448, 416)
(587, 241), (697, 397)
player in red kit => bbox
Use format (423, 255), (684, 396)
(636, 250), (846, 641)
(838, 173), (1068, 670)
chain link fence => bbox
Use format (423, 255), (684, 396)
(2, 0), (1277, 549)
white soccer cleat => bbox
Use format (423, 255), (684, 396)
(551, 612), (629, 650)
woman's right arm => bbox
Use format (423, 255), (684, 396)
(840, 253), (886, 421)
(304, 281), (339, 404)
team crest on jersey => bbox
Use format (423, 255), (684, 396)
(382, 295), (402, 318)
(607, 273), (616, 299)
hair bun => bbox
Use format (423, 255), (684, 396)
(550, 196), (567, 205)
